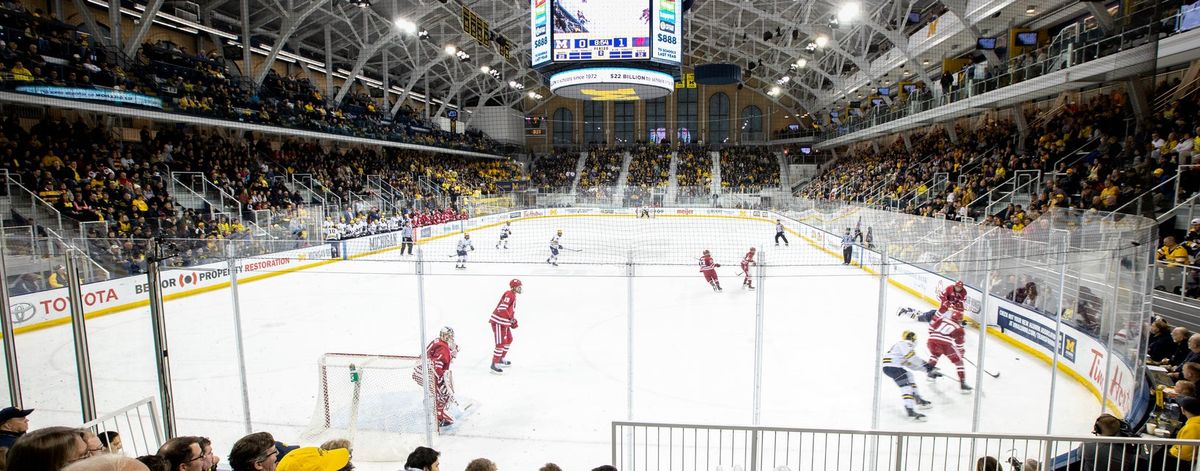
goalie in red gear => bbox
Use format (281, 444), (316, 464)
(926, 310), (973, 393)
(699, 250), (722, 292)
(741, 247), (756, 290)
(412, 326), (458, 427)
(938, 280), (967, 314)
(490, 279), (522, 374)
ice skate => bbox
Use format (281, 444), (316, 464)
(906, 408), (926, 420)
(498, 359), (511, 366)
(490, 364), (504, 374)
(960, 380), (973, 394)
(915, 396), (932, 409)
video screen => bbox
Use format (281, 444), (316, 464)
(977, 37), (997, 50)
(877, 87), (890, 96)
(903, 84), (917, 93)
(551, 0), (651, 61)
(1016, 32), (1038, 46)
(800, 146), (813, 155)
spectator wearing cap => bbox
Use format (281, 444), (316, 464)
(404, 446), (440, 471)
(48, 264), (67, 288)
(0, 406), (33, 448)
(229, 432), (280, 471)
(276, 446), (350, 471)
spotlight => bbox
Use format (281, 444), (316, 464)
(815, 35), (829, 48)
(417, 30), (430, 40)
(795, 58), (807, 68)
(836, 2), (860, 22)
(1025, 5), (1036, 15)
(480, 65), (491, 73)
(348, 0), (371, 8)
(444, 44), (457, 55)
(393, 18), (416, 34)
(768, 86), (781, 96)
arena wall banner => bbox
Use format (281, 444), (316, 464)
(778, 211), (1140, 418)
(7, 244), (335, 333)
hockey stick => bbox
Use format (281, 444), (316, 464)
(562, 247), (583, 252)
(962, 356), (1000, 378)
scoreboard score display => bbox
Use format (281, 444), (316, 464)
(532, 0), (681, 68)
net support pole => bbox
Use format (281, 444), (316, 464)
(751, 247), (765, 425)
(869, 246), (888, 430)
(0, 234), (23, 408)
(147, 239), (177, 438)
(65, 245), (97, 422)
(970, 240), (993, 432)
(416, 246), (434, 446)
(227, 243), (253, 434)
(626, 249), (634, 421)
(1046, 228), (1069, 434)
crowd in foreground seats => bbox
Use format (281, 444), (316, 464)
(626, 145), (671, 191)
(0, 2), (511, 155)
(0, 407), (623, 471)
(577, 147), (624, 194)
(719, 146), (779, 192)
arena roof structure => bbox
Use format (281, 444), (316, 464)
(84, 0), (1103, 120)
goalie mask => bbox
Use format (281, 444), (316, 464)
(440, 326), (459, 358)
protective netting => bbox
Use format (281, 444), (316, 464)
(297, 354), (431, 462)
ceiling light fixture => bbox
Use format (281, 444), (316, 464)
(444, 44), (457, 55)
(836, 2), (860, 22)
(815, 35), (829, 48)
(393, 18), (416, 34)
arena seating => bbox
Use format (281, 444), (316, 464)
(719, 146), (779, 193)
(674, 145), (712, 197)
(530, 151), (578, 191)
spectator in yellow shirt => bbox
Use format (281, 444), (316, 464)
(1164, 396), (1200, 467)
(10, 62), (32, 82)
(1159, 236), (1191, 267)
(47, 265), (67, 288)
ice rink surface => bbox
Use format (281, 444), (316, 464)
(11, 216), (1101, 470)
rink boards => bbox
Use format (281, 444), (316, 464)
(6, 206), (1141, 420)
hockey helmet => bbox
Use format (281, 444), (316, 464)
(510, 278), (523, 289)
(557, 229), (563, 235)
(955, 280), (965, 290)
(749, 247), (756, 252)
(439, 326), (455, 341)
(703, 249), (711, 256)
(902, 330), (917, 342)
(464, 233), (471, 238)
(951, 310), (964, 322)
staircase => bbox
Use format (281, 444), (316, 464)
(666, 151), (679, 205)
(709, 150), (722, 195)
(570, 151), (588, 195)
(615, 151), (633, 203)
(969, 170), (1042, 217)
(170, 172), (272, 237)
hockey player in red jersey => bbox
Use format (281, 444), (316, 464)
(489, 279), (522, 374)
(741, 247), (756, 290)
(926, 310), (972, 393)
(938, 280), (967, 314)
(699, 250), (722, 292)
(412, 326), (458, 427)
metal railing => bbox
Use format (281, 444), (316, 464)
(81, 397), (163, 458)
(612, 421), (1200, 471)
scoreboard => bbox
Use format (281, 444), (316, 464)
(532, 0), (681, 69)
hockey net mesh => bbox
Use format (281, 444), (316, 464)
(297, 353), (432, 462)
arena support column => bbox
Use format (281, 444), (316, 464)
(415, 246), (434, 445)
(227, 242), (253, 434)
(970, 239), (993, 432)
(1045, 229), (1070, 434)
(751, 247), (765, 425)
(0, 236), (22, 408)
(869, 246), (889, 430)
(65, 244), (96, 422)
(146, 239), (177, 438)
(626, 250), (634, 421)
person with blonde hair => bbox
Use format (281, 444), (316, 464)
(464, 458), (496, 471)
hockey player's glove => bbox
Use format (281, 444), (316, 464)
(715, 264), (721, 268)
(511, 319), (518, 329)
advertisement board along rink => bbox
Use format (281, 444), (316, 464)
(8, 211), (1103, 471)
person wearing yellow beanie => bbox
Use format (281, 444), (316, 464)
(276, 447), (351, 471)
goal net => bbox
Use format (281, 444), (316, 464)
(297, 353), (434, 462)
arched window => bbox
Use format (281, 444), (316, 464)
(613, 101), (635, 145)
(584, 101), (606, 145)
(708, 92), (730, 144)
(740, 105), (763, 142)
(552, 108), (574, 146)
(644, 97), (667, 143)
(676, 88), (698, 143)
